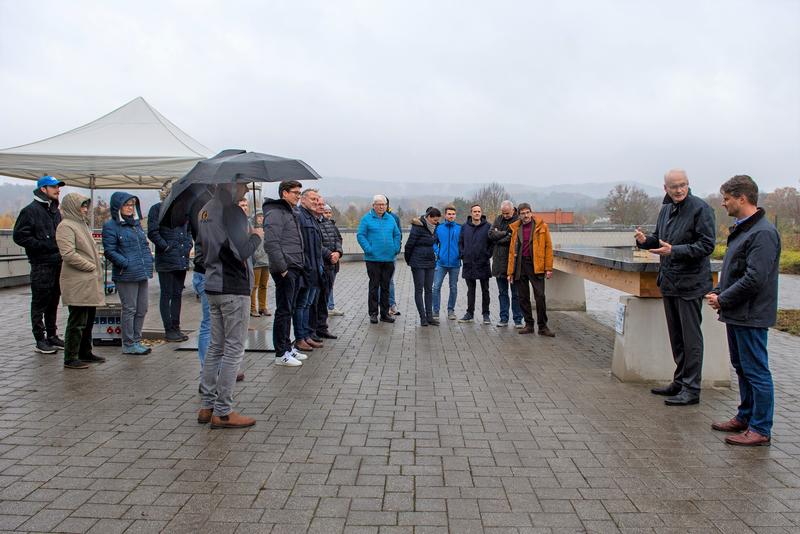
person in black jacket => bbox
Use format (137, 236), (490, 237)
(311, 198), (342, 339)
(488, 201), (522, 328)
(263, 180), (306, 367)
(320, 204), (344, 316)
(147, 181), (192, 342)
(707, 175), (780, 447)
(636, 169), (716, 406)
(13, 176), (65, 354)
(404, 208), (441, 326)
(458, 204), (493, 324)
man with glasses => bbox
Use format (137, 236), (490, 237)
(357, 194), (401, 323)
(635, 169), (716, 406)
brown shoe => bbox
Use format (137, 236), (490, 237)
(518, 326), (535, 334)
(305, 338), (323, 348)
(712, 417), (748, 433)
(295, 339), (314, 351)
(197, 408), (212, 424)
(236, 372), (245, 382)
(725, 429), (770, 446)
(210, 412), (256, 429)
(538, 327), (555, 337)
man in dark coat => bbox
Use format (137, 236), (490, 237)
(458, 204), (492, 324)
(708, 175), (780, 447)
(13, 176), (65, 354)
(320, 204), (344, 316)
(263, 180), (306, 367)
(489, 200), (523, 328)
(636, 169), (716, 406)
(309, 196), (341, 340)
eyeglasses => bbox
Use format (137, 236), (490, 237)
(666, 183), (689, 191)
(287, 190), (302, 195)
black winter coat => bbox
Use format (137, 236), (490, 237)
(638, 192), (715, 298)
(488, 211), (518, 277)
(12, 190), (63, 265)
(263, 198), (305, 276)
(404, 216), (438, 269)
(319, 217), (344, 273)
(187, 188), (214, 274)
(297, 205), (331, 287)
(714, 208), (781, 328)
(147, 202), (192, 272)
(459, 215), (492, 280)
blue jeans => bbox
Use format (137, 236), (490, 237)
(496, 276), (523, 324)
(293, 284), (320, 340)
(327, 270), (337, 310)
(727, 324), (773, 437)
(432, 265), (460, 314)
(192, 272), (211, 367)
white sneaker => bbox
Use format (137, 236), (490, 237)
(329, 308), (345, 316)
(514, 323), (525, 329)
(275, 352), (302, 366)
(291, 347), (308, 361)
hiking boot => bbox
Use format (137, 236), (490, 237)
(210, 412), (256, 429)
(291, 348), (308, 361)
(497, 320), (509, 327)
(35, 339), (57, 354)
(482, 313), (491, 325)
(447, 312), (457, 320)
(197, 408), (212, 424)
(458, 313), (474, 323)
(275, 352), (302, 366)
(47, 336), (65, 348)
(64, 359), (89, 369)
(538, 326), (555, 337)
(369, 315), (378, 324)
(518, 325), (535, 334)
(81, 353), (106, 363)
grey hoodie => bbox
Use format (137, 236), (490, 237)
(198, 184), (262, 296)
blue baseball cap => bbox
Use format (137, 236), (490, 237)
(37, 175), (66, 188)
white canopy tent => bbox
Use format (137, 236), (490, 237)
(0, 96), (213, 190)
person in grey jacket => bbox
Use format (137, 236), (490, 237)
(196, 182), (263, 429)
(636, 169), (715, 406)
(707, 175), (780, 447)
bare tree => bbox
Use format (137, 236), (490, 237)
(763, 187), (800, 231)
(604, 184), (658, 226)
(471, 182), (512, 221)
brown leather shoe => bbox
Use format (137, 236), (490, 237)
(295, 339), (314, 351)
(712, 417), (748, 433)
(518, 326), (535, 334)
(236, 372), (245, 382)
(538, 326), (555, 337)
(725, 429), (770, 446)
(197, 408), (212, 424)
(210, 412), (256, 429)
(305, 338), (323, 348)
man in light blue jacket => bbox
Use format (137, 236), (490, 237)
(432, 206), (462, 320)
(357, 194), (401, 324)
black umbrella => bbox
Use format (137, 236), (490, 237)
(159, 149), (322, 226)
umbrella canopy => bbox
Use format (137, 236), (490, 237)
(158, 149), (322, 226)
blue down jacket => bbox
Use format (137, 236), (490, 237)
(102, 192), (154, 283)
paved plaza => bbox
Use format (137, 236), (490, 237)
(0, 262), (798, 533)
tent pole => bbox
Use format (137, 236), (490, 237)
(89, 175), (96, 229)
(251, 182), (257, 213)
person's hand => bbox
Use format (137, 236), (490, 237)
(705, 293), (720, 310)
(507, 275), (513, 282)
(251, 227), (264, 239)
(331, 252), (341, 263)
(649, 240), (672, 256)
(634, 227), (647, 245)
(281, 270), (288, 278)
(545, 270), (553, 279)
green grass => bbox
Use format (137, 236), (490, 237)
(712, 245), (800, 274)
(776, 310), (800, 336)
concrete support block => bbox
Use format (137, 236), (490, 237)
(612, 295), (731, 387)
(545, 271), (586, 311)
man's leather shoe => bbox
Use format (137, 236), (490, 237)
(518, 326), (535, 334)
(236, 372), (245, 382)
(712, 417), (748, 433)
(197, 408), (212, 424)
(725, 429), (770, 446)
(538, 327), (555, 337)
(305, 338), (323, 348)
(210, 412), (256, 429)
(295, 340), (314, 351)
(664, 390), (700, 406)
(309, 335), (323, 343)
(370, 315), (378, 324)
(651, 383), (681, 396)
(380, 315), (395, 323)
(318, 331), (338, 339)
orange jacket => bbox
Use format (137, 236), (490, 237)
(507, 217), (553, 278)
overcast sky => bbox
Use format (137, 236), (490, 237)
(1, 0), (798, 194)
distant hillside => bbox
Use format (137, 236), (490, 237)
(0, 183), (160, 216)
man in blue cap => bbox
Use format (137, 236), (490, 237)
(13, 175), (66, 354)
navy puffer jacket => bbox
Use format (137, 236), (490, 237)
(102, 192), (154, 283)
(459, 215), (492, 280)
(404, 216), (438, 269)
(147, 202), (192, 272)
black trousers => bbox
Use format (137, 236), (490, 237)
(411, 267), (435, 320)
(366, 261), (394, 317)
(663, 296), (704, 393)
(517, 260), (548, 328)
(30, 263), (61, 341)
(465, 278), (490, 315)
(158, 270), (186, 333)
(311, 270), (332, 335)
(64, 306), (96, 361)
(273, 269), (303, 356)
